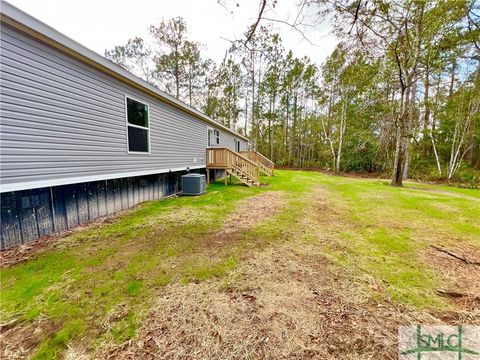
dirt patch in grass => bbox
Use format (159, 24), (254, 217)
(0, 319), (60, 360)
(147, 206), (208, 229)
(64, 345), (90, 360)
(220, 191), (285, 234)
(431, 202), (461, 213)
(182, 191), (284, 260)
(424, 245), (480, 310)
(96, 240), (475, 360)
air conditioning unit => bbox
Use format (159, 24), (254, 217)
(181, 173), (206, 196)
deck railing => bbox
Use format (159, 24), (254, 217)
(206, 148), (260, 183)
(240, 151), (274, 175)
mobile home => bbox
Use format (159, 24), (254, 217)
(0, 2), (274, 248)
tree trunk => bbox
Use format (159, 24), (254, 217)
(402, 143), (410, 180)
(175, 46), (180, 99)
(289, 93), (298, 166)
(391, 1), (424, 186)
(391, 126), (406, 186)
(326, 83), (336, 170)
(422, 68), (430, 157)
(270, 91), (276, 161)
(188, 69), (193, 106)
(449, 61), (456, 97)
(284, 92), (289, 161)
(268, 97), (273, 160)
(244, 100), (248, 136)
(447, 97), (475, 179)
(431, 131), (442, 176)
(391, 86), (410, 187)
(403, 80), (417, 180)
(335, 100), (347, 173)
(255, 56), (262, 151)
(320, 113), (336, 171)
(250, 50), (256, 150)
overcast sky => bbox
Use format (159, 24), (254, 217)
(6, 0), (337, 66)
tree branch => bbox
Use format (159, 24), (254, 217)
(348, 0), (362, 35)
(261, 17), (318, 46)
(430, 245), (480, 266)
(245, 0), (267, 44)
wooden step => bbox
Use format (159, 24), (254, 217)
(226, 169), (258, 187)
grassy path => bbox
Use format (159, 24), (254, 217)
(1, 170), (479, 359)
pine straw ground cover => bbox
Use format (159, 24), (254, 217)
(1, 170), (479, 359)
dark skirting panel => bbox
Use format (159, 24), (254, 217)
(0, 169), (205, 249)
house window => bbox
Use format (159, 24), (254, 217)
(208, 129), (214, 147)
(126, 97), (149, 153)
(234, 139), (241, 152)
(208, 128), (220, 147)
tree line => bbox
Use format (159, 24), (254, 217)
(105, 0), (479, 186)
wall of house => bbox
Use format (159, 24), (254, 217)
(0, 169), (206, 249)
(0, 24), (247, 193)
(216, 129), (248, 151)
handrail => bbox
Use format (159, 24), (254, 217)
(239, 151), (274, 175)
(239, 151), (273, 166)
(255, 151), (274, 167)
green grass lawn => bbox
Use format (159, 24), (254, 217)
(1, 170), (479, 359)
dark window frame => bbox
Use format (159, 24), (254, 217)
(125, 95), (150, 154)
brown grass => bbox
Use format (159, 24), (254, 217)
(0, 319), (60, 360)
(95, 185), (479, 359)
(220, 191), (284, 234)
(96, 240), (467, 360)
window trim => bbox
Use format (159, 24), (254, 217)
(207, 127), (213, 147)
(234, 139), (241, 152)
(207, 127), (221, 147)
(207, 126), (217, 147)
(125, 95), (151, 154)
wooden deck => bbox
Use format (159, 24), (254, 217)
(206, 148), (274, 187)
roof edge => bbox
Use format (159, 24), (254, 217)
(0, 1), (249, 141)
